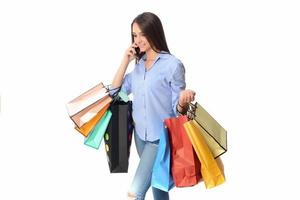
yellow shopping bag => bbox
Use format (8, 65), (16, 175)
(183, 120), (225, 189)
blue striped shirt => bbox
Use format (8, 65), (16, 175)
(121, 52), (186, 141)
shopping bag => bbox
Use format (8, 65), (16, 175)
(84, 110), (112, 149)
(183, 120), (225, 189)
(164, 115), (201, 187)
(75, 103), (110, 137)
(151, 126), (175, 192)
(66, 83), (112, 128)
(189, 102), (227, 158)
(103, 100), (133, 173)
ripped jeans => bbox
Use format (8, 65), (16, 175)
(128, 133), (169, 200)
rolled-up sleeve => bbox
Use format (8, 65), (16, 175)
(121, 72), (132, 95)
(171, 61), (186, 115)
(108, 72), (132, 97)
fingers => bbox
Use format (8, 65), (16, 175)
(128, 47), (136, 55)
(131, 43), (138, 48)
(128, 49), (135, 57)
(128, 43), (139, 57)
(185, 90), (195, 103)
(179, 89), (196, 105)
(125, 43), (139, 61)
(189, 90), (196, 102)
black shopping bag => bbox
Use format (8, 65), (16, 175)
(104, 100), (134, 173)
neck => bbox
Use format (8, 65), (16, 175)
(145, 49), (159, 60)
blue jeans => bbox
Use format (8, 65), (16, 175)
(128, 133), (169, 200)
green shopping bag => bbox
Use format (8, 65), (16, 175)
(84, 110), (112, 149)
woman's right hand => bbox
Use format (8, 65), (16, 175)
(112, 43), (138, 88)
(123, 43), (138, 63)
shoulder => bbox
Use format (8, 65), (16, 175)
(160, 53), (182, 62)
(159, 53), (185, 81)
(160, 53), (184, 68)
(160, 53), (185, 75)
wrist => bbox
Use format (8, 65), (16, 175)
(178, 102), (188, 108)
(176, 104), (185, 115)
(176, 102), (188, 115)
(122, 57), (129, 64)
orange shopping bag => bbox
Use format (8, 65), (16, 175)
(75, 103), (110, 137)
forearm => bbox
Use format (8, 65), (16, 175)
(111, 58), (130, 89)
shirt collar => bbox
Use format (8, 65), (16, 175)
(140, 51), (169, 63)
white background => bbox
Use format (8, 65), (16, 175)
(1, 0), (300, 199)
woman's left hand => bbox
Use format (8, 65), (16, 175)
(178, 89), (196, 107)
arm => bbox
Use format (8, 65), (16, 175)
(170, 61), (196, 115)
(170, 61), (186, 115)
(111, 43), (138, 89)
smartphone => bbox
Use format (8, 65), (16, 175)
(134, 47), (140, 56)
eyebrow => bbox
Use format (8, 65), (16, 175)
(132, 32), (144, 35)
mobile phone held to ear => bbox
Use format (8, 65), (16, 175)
(134, 47), (140, 55)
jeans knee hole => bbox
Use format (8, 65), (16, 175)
(128, 192), (137, 200)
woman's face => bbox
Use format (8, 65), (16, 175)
(132, 22), (151, 53)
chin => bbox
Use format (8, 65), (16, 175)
(143, 48), (152, 52)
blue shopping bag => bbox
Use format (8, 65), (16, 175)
(84, 110), (112, 149)
(151, 126), (174, 192)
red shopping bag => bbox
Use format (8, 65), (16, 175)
(164, 115), (202, 187)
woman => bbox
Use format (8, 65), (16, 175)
(111, 12), (196, 200)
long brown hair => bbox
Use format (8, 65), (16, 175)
(131, 12), (170, 61)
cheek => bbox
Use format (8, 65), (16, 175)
(143, 40), (151, 48)
(141, 37), (149, 44)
